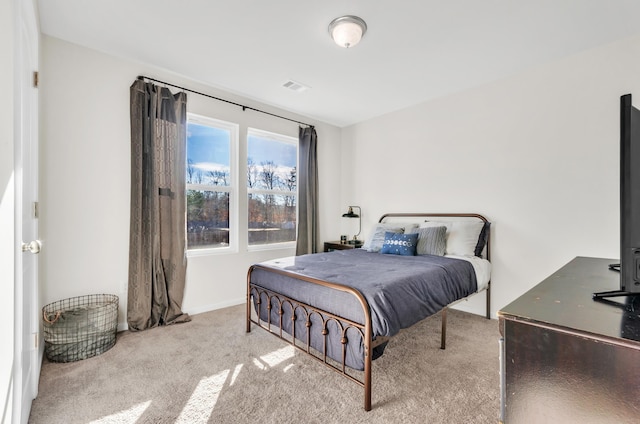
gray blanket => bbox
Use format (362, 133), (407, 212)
(250, 249), (477, 369)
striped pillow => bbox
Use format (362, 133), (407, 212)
(415, 226), (447, 256)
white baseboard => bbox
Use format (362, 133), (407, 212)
(185, 297), (246, 316)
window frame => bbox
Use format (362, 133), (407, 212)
(185, 113), (239, 257)
(246, 127), (299, 251)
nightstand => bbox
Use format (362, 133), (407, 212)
(324, 241), (362, 252)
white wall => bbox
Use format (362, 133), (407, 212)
(39, 36), (342, 329)
(40, 32), (640, 327)
(342, 34), (640, 317)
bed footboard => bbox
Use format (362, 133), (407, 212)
(247, 264), (376, 411)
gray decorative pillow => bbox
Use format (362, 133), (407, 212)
(363, 225), (405, 252)
(415, 226), (447, 256)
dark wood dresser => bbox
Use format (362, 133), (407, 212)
(498, 256), (640, 423)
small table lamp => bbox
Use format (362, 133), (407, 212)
(342, 206), (362, 246)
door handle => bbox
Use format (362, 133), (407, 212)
(22, 240), (41, 254)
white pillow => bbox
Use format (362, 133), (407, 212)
(362, 223), (418, 252)
(420, 220), (485, 257)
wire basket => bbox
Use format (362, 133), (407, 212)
(42, 294), (119, 363)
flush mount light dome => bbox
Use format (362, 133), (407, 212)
(328, 15), (367, 48)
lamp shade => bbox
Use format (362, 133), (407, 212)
(342, 206), (360, 218)
(328, 15), (367, 48)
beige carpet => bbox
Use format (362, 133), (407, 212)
(29, 305), (500, 423)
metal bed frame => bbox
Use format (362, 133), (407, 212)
(246, 213), (491, 411)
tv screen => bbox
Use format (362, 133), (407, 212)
(620, 94), (640, 294)
(594, 94), (640, 299)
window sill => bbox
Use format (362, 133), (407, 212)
(186, 242), (296, 257)
(187, 246), (236, 258)
(247, 241), (296, 253)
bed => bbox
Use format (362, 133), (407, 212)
(246, 213), (491, 411)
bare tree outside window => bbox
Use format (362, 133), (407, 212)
(247, 129), (298, 246)
(185, 117), (296, 251)
(247, 157), (258, 189)
(186, 116), (235, 250)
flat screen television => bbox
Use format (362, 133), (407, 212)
(594, 94), (640, 298)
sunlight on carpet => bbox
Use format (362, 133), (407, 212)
(87, 344), (296, 424)
(230, 363), (243, 385)
(252, 345), (295, 369)
(174, 345), (295, 423)
(176, 369), (229, 424)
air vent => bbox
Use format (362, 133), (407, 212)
(282, 79), (310, 93)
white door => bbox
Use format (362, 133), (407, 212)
(14, 0), (40, 423)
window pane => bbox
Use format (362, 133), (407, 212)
(187, 122), (230, 186)
(248, 193), (297, 245)
(247, 130), (297, 247)
(247, 134), (297, 190)
(187, 189), (230, 249)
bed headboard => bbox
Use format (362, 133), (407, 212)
(378, 213), (491, 261)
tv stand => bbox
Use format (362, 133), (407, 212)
(498, 257), (640, 423)
(592, 262), (640, 298)
(593, 289), (637, 299)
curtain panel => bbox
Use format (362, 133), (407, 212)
(296, 126), (319, 255)
(128, 79), (190, 331)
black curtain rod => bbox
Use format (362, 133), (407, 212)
(137, 75), (314, 128)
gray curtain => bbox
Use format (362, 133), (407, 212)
(128, 79), (190, 331)
(296, 126), (319, 255)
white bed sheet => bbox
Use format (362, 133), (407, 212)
(445, 254), (491, 292)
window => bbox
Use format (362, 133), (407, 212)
(186, 115), (237, 251)
(247, 128), (298, 247)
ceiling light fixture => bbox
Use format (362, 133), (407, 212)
(328, 15), (367, 48)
